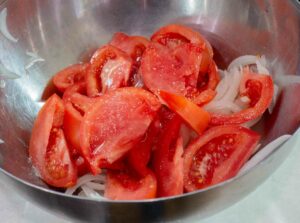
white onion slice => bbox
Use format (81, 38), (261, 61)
(85, 182), (105, 191)
(25, 51), (45, 70)
(65, 174), (105, 195)
(268, 84), (279, 114)
(204, 100), (242, 114)
(238, 135), (291, 176)
(0, 138), (4, 144)
(228, 55), (259, 71)
(242, 116), (261, 128)
(0, 8), (18, 42)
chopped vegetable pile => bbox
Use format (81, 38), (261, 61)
(29, 24), (277, 200)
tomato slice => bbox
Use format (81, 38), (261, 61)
(211, 72), (274, 125)
(62, 82), (86, 103)
(183, 125), (260, 192)
(191, 89), (216, 106)
(197, 61), (220, 92)
(110, 32), (149, 65)
(141, 42), (203, 96)
(158, 90), (210, 135)
(86, 45), (133, 96)
(80, 87), (161, 174)
(153, 112), (184, 197)
(53, 63), (89, 92)
(29, 94), (77, 187)
(151, 24), (213, 74)
(104, 169), (157, 200)
(127, 117), (161, 177)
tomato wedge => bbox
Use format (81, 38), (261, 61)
(211, 72), (274, 125)
(153, 112), (184, 197)
(110, 32), (149, 65)
(86, 45), (133, 96)
(151, 24), (213, 74)
(104, 169), (157, 200)
(62, 82), (86, 103)
(184, 125), (260, 192)
(127, 117), (161, 177)
(141, 42), (203, 96)
(29, 94), (77, 187)
(158, 90), (210, 135)
(80, 87), (161, 174)
(53, 63), (89, 92)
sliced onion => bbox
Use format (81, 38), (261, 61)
(204, 100), (242, 114)
(65, 174), (105, 195)
(228, 55), (260, 71)
(238, 135), (291, 176)
(0, 138), (4, 144)
(241, 116), (261, 128)
(268, 84), (279, 114)
(25, 51), (45, 70)
(85, 182), (105, 191)
(0, 8), (18, 42)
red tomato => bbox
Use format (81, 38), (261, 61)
(110, 32), (149, 65)
(127, 117), (161, 177)
(197, 61), (220, 91)
(183, 125), (260, 191)
(141, 42), (203, 97)
(157, 90), (210, 135)
(104, 169), (157, 200)
(191, 89), (216, 106)
(53, 63), (89, 92)
(80, 87), (161, 174)
(211, 72), (274, 125)
(153, 112), (184, 197)
(62, 82), (86, 103)
(86, 45), (133, 96)
(29, 94), (77, 187)
(151, 24), (213, 73)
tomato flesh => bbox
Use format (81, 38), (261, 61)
(53, 63), (89, 92)
(104, 169), (157, 200)
(211, 72), (274, 125)
(80, 87), (161, 174)
(86, 45), (133, 96)
(29, 94), (77, 187)
(184, 125), (260, 191)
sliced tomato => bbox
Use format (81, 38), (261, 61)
(86, 45), (133, 96)
(104, 169), (157, 200)
(211, 72), (274, 125)
(153, 112), (184, 197)
(80, 87), (161, 174)
(158, 90), (210, 135)
(53, 63), (89, 92)
(29, 94), (77, 187)
(62, 82), (86, 103)
(127, 117), (161, 177)
(197, 61), (220, 91)
(151, 24), (213, 73)
(183, 125), (260, 192)
(110, 32), (149, 65)
(191, 89), (216, 106)
(140, 42), (203, 96)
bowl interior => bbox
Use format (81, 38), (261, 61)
(0, 0), (299, 191)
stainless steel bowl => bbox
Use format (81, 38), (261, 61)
(1, 0), (300, 222)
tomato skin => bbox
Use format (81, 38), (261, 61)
(153, 113), (184, 197)
(183, 125), (260, 192)
(158, 90), (210, 135)
(110, 32), (149, 64)
(80, 87), (161, 175)
(29, 94), (77, 188)
(62, 82), (86, 103)
(151, 24), (213, 74)
(53, 63), (89, 92)
(86, 45), (133, 96)
(104, 169), (157, 200)
(127, 117), (161, 177)
(211, 73), (274, 125)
